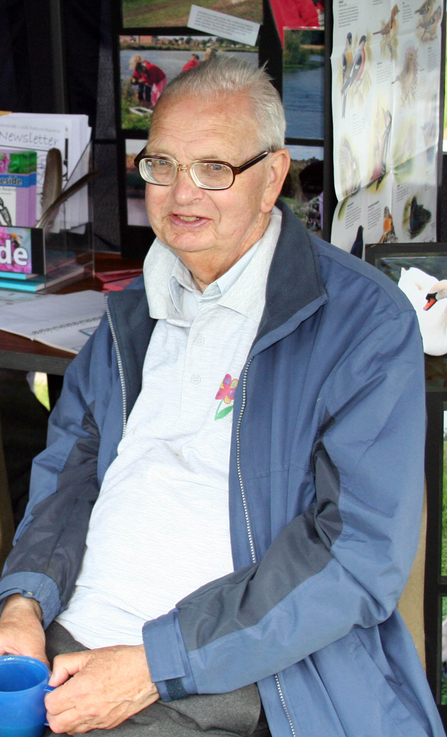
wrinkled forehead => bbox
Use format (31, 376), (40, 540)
(148, 92), (261, 156)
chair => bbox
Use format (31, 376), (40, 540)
(397, 489), (427, 670)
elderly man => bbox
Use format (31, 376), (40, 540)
(0, 57), (443, 737)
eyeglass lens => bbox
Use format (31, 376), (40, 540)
(141, 158), (233, 189)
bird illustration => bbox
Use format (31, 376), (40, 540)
(378, 206), (398, 243)
(341, 33), (353, 118)
(341, 35), (367, 98)
(367, 109), (392, 189)
(339, 137), (360, 198)
(350, 225), (364, 259)
(373, 5), (399, 57)
(398, 267), (447, 355)
(424, 280), (447, 310)
(409, 195), (431, 237)
(421, 5), (442, 40)
(392, 46), (418, 103)
(415, 0), (435, 18)
(373, 5), (399, 37)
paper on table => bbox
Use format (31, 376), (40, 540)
(0, 289), (105, 354)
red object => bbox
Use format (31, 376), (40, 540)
(133, 60), (166, 86)
(182, 56), (201, 72)
(269, 0), (320, 44)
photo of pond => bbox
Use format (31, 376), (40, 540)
(119, 36), (257, 131)
(283, 29), (325, 141)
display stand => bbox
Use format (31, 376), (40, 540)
(0, 143), (95, 293)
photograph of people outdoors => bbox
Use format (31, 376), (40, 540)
(119, 35), (258, 130)
(442, 415), (447, 583)
(283, 29), (325, 140)
(441, 589), (447, 704)
(121, 0), (262, 28)
(444, 44), (447, 151)
(280, 145), (324, 236)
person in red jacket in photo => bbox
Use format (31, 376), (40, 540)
(182, 53), (201, 73)
(129, 54), (167, 109)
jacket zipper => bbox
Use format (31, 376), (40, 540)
(236, 358), (297, 737)
(105, 296), (128, 439)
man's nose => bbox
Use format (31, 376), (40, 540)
(171, 168), (203, 202)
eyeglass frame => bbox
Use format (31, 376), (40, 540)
(134, 148), (270, 190)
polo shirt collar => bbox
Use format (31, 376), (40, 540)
(144, 206), (282, 323)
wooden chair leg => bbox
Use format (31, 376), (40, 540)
(398, 487), (427, 671)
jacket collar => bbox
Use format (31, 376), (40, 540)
(253, 199), (327, 350)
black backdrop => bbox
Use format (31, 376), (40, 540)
(0, 0), (121, 253)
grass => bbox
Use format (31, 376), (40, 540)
(122, 0), (262, 27)
(121, 79), (152, 132)
(442, 440), (447, 576)
(441, 597), (447, 704)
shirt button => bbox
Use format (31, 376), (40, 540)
(191, 374), (201, 384)
(194, 335), (205, 346)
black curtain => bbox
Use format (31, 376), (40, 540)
(0, 0), (121, 251)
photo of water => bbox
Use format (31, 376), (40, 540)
(283, 30), (325, 141)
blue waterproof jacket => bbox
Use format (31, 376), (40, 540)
(0, 201), (444, 737)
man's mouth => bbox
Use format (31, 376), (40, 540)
(170, 213), (209, 228)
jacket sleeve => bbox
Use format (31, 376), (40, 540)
(0, 314), (115, 627)
(142, 307), (426, 701)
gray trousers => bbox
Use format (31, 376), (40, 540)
(43, 622), (271, 737)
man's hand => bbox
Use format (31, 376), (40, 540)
(0, 594), (48, 666)
(45, 644), (159, 734)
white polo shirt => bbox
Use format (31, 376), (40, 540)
(57, 207), (282, 649)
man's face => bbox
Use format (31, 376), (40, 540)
(144, 93), (283, 274)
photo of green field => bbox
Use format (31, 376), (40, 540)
(442, 415), (447, 577)
(441, 595), (447, 704)
(122, 0), (262, 28)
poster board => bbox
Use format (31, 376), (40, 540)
(111, 0), (329, 258)
(330, 0), (444, 255)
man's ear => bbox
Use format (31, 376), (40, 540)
(261, 149), (291, 213)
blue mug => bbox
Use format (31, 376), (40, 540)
(0, 655), (53, 737)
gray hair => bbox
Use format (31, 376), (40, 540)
(156, 55), (286, 151)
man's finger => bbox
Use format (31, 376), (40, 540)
(49, 651), (90, 686)
(46, 705), (89, 735)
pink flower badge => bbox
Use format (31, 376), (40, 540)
(215, 373), (239, 420)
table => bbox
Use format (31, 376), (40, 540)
(0, 252), (144, 377)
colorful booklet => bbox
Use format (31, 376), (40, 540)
(0, 149), (37, 227)
(0, 226), (43, 277)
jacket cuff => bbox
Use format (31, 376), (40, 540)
(0, 572), (61, 628)
(142, 609), (197, 702)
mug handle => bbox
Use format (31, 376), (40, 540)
(44, 685), (56, 727)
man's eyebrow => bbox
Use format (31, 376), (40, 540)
(146, 151), (231, 161)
